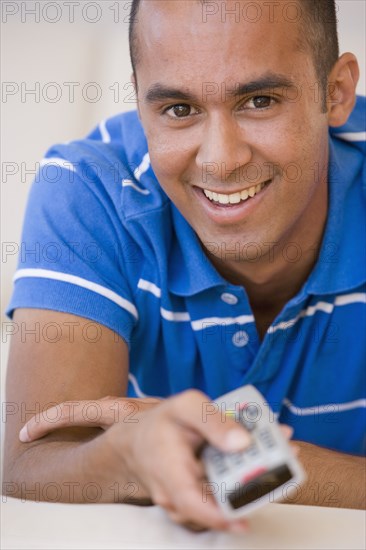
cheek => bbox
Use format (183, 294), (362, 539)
(147, 133), (194, 183)
(269, 117), (327, 186)
(253, 117), (305, 162)
(141, 110), (202, 181)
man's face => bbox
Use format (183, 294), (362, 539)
(135, 0), (330, 261)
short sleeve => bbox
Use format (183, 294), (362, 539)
(5, 148), (139, 346)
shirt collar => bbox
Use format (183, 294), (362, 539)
(168, 204), (226, 296)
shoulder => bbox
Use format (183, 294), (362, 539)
(37, 110), (169, 219)
(40, 110), (145, 193)
(329, 95), (365, 201)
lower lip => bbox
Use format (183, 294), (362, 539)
(193, 180), (272, 225)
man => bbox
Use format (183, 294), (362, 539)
(3, 0), (365, 532)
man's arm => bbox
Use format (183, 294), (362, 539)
(2, 308), (251, 532)
(283, 441), (365, 510)
(2, 307), (148, 503)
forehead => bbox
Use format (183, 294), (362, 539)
(135, 0), (313, 89)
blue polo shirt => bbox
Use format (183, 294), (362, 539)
(6, 97), (366, 456)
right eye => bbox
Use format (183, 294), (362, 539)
(164, 104), (199, 119)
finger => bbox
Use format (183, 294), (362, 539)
(166, 512), (208, 532)
(19, 400), (110, 442)
(147, 434), (226, 529)
(280, 424), (294, 439)
(168, 506), (248, 533)
(168, 390), (252, 453)
(19, 397), (161, 442)
(167, 481), (231, 531)
(148, 427), (246, 532)
(167, 514), (248, 534)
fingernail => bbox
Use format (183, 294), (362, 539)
(19, 425), (30, 443)
(224, 428), (250, 451)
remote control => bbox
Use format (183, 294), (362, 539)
(201, 385), (306, 517)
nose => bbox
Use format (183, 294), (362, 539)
(196, 114), (253, 183)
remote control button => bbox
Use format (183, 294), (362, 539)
(244, 442), (260, 458)
(258, 428), (276, 449)
(238, 404), (261, 431)
(227, 450), (246, 468)
(208, 450), (228, 476)
(246, 404), (261, 421)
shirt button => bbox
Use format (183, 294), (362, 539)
(232, 330), (249, 347)
(221, 292), (239, 305)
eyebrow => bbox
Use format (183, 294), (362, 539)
(144, 73), (295, 104)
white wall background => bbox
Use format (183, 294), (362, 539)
(1, 0), (366, 374)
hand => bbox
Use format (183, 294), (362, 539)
(107, 389), (255, 532)
(19, 390), (251, 531)
(19, 390), (295, 532)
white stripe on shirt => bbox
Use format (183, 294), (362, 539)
(138, 279), (162, 298)
(99, 119), (111, 143)
(121, 153), (151, 195)
(283, 397), (366, 415)
(13, 268), (138, 319)
(269, 293), (366, 334)
(138, 281), (255, 329)
(335, 292), (366, 306)
(191, 315), (254, 331)
(134, 152), (150, 181)
(40, 157), (76, 173)
(128, 373), (149, 398)
(335, 131), (366, 142)
(122, 179), (150, 195)
(160, 307), (191, 322)
(137, 281), (366, 332)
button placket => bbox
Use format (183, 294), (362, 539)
(219, 289), (254, 351)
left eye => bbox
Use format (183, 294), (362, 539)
(165, 104), (198, 118)
(246, 96), (273, 109)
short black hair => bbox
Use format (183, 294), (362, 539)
(129, 0), (339, 99)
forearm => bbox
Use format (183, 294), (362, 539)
(284, 441), (365, 509)
(3, 428), (150, 504)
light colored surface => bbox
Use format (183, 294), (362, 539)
(1, 499), (365, 550)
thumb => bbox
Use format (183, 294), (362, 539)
(170, 390), (251, 452)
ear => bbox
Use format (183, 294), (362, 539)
(326, 52), (360, 128)
(131, 72), (141, 119)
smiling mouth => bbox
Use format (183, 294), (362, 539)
(202, 179), (272, 206)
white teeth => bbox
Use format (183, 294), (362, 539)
(203, 181), (268, 205)
(218, 193), (229, 204)
(240, 189), (249, 200)
(229, 192), (241, 204)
